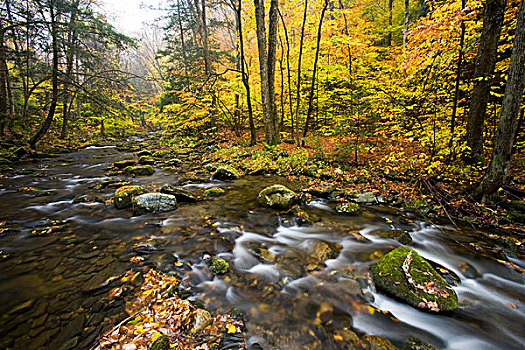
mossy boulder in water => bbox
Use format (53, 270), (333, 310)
(210, 257), (229, 275)
(203, 187), (225, 197)
(132, 193), (177, 214)
(212, 165), (241, 180)
(114, 185), (147, 209)
(257, 184), (297, 210)
(123, 165), (155, 176)
(113, 159), (136, 169)
(370, 247), (457, 312)
(139, 155), (155, 165)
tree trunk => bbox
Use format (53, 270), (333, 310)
(30, 0), (59, 149)
(302, 0), (329, 144)
(465, 0), (507, 164)
(449, 0), (466, 151)
(236, 0), (256, 145)
(60, 0), (79, 140)
(267, 0), (279, 144)
(278, 8), (294, 135)
(0, 28), (8, 137)
(473, 0), (525, 200)
(254, 0), (279, 145)
(403, 0), (409, 49)
(295, 0), (308, 146)
(386, 0), (393, 46)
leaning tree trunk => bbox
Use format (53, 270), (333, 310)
(473, 0), (525, 200)
(465, 0), (507, 164)
(30, 0), (59, 149)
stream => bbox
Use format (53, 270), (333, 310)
(0, 142), (524, 350)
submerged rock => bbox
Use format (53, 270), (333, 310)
(212, 165), (241, 180)
(160, 185), (197, 203)
(132, 193), (177, 214)
(123, 165), (155, 176)
(379, 230), (413, 245)
(370, 247), (457, 312)
(257, 184), (297, 210)
(404, 336), (437, 350)
(114, 185), (147, 209)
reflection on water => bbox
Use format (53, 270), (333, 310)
(0, 145), (523, 349)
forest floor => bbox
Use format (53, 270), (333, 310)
(201, 129), (525, 235)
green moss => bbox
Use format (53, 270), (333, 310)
(370, 247), (457, 312)
(212, 165), (241, 180)
(114, 185), (147, 209)
(203, 187), (225, 197)
(210, 257), (229, 275)
(123, 165), (155, 176)
(257, 184), (297, 210)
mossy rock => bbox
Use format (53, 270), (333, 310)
(137, 150), (152, 157)
(150, 335), (170, 350)
(0, 157), (11, 165)
(203, 187), (225, 197)
(209, 257), (229, 275)
(257, 184), (297, 210)
(123, 165), (155, 176)
(113, 159), (136, 169)
(335, 202), (360, 215)
(370, 247), (457, 312)
(379, 230), (413, 245)
(188, 309), (213, 335)
(204, 163), (217, 172)
(139, 155), (155, 165)
(364, 335), (398, 350)
(212, 165), (241, 180)
(114, 185), (147, 209)
(403, 336), (437, 350)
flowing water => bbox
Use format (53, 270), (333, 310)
(0, 144), (524, 350)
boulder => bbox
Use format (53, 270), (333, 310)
(257, 184), (297, 210)
(370, 247), (457, 312)
(212, 165), (241, 180)
(113, 159), (136, 169)
(164, 158), (182, 167)
(136, 150), (152, 157)
(188, 309), (212, 335)
(138, 155), (155, 165)
(379, 230), (413, 245)
(351, 191), (382, 205)
(114, 186), (148, 209)
(160, 185), (197, 203)
(123, 165), (155, 176)
(132, 193), (177, 214)
(203, 187), (225, 197)
(209, 257), (229, 275)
